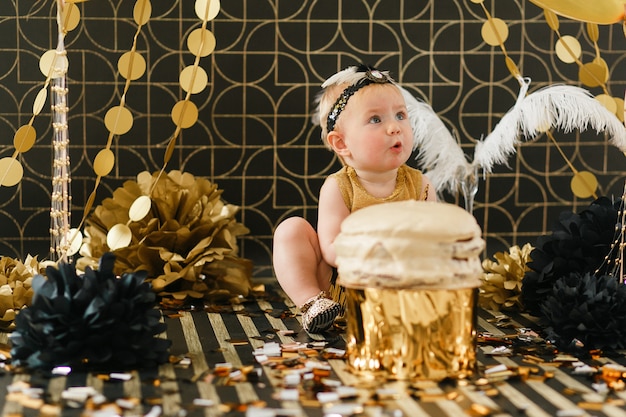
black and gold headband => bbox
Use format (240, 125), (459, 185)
(326, 65), (394, 132)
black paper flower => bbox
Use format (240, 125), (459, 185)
(10, 253), (171, 371)
(540, 272), (626, 353)
(521, 197), (621, 316)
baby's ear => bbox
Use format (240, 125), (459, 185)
(327, 131), (350, 156)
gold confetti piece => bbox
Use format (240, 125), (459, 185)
(554, 355), (578, 362)
(523, 354), (545, 363)
(416, 392), (448, 402)
(226, 339), (249, 345)
(446, 391), (460, 400)
(469, 403), (493, 416)
(577, 401), (604, 410)
(39, 404), (61, 417)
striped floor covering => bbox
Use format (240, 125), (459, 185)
(0, 285), (625, 417)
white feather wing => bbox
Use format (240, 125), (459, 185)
(400, 87), (469, 193)
(473, 85), (626, 173)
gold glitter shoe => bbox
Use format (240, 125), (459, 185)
(300, 292), (341, 334)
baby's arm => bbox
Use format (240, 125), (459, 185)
(317, 176), (351, 268)
(422, 174), (438, 201)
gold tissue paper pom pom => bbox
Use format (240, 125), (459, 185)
(78, 170), (253, 305)
(479, 243), (534, 312)
(0, 255), (45, 330)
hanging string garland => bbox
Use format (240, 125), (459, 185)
(0, 2), (79, 189)
(63, 0), (153, 258)
(82, 0), (220, 257)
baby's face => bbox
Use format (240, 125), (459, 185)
(337, 84), (413, 172)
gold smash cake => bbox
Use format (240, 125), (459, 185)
(334, 200), (485, 290)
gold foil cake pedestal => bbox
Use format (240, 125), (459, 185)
(343, 287), (477, 381)
(334, 201), (485, 381)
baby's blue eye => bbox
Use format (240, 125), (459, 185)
(396, 112), (406, 120)
(369, 116), (381, 123)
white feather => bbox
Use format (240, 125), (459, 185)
(400, 86), (469, 193)
(322, 66), (359, 87)
(473, 85), (626, 173)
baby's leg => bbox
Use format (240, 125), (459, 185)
(272, 216), (333, 307)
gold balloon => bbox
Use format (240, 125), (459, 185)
(528, 0), (625, 24)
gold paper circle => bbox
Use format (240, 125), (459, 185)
(614, 97), (624, 123)
(481, 18), (509, 46)
(104, 106), (134, 135)
(505, 57), (521, 78)
(129, 195), (152, 221)
(0, 157), (23, 187)
(93, 148), (115, 177)
(107, 223), (132, 250)
(13, 125), (36, 153)
(579, 62), (606, 88)
(133, 0), (152, 25)
(187, 28), (216, 57)
(570, 171), (598, 199)
(118, 51), (146, 81)
(62, 228), (83, 256)
(528, 0), (624, 24)
(586, 22), (599, 42)
(592, 57), (610, 83)
(32, 87), (48, 116)
(595, 94), (618, 115)
(195, 0), (220, 21)
(179, 66), (208, 94)
(39, 50), (69, 78)
(171, 100), (199, 128)
(544, 9), (559, 31)
(163, 137), (176, 164)
(555, 35), (581, 63)
(61, 3), (81, 32)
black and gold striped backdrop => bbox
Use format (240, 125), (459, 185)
(0, 1), (624, 276)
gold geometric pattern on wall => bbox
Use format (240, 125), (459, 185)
(0, 1), (624, 277)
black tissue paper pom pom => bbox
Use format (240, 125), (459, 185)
(10, 253), (171, 371)
(521, 197), (621, 316)
(540, 272), (626, 354)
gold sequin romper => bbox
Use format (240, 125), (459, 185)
(328, 164), (430, 305)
